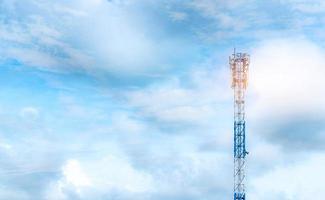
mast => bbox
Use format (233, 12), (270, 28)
(230, 50), (249, 200)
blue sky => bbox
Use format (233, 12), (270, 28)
(1, 0), (325, 199)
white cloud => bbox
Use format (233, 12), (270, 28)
(250, 153), (325, 200)
(78, 2), (161, 72)
(152, 151), (232, 197)
(62, 159), (91, 188)
(46, 155), (153, 199)
(87, 155), (153, 193)
(0, 0), (190, 73)
(0, 11), (92, 71)
(243, 38), (325, 196)
(126, 67), (231, 124)
(188, 0), (250, 29)
(6, 48), (60, 69)
(109, 112), (146, 134)
(249, 38), (325, 119)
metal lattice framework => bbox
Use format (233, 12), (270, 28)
(230, 51), (249, 200)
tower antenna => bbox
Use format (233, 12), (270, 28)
(229, 51), (249, 200)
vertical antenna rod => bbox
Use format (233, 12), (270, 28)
(229, 50), (249, 200)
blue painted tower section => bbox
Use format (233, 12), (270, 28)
(230, 51), (249, 200)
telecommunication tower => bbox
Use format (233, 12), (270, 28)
(230, 50), (249, 200)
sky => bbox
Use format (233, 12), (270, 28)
(0, 0), (325, 199)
